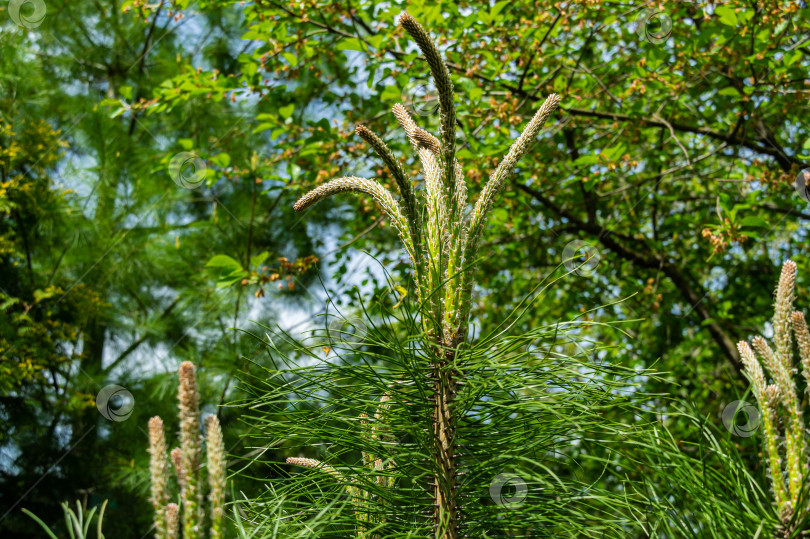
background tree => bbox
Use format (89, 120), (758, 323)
(1, 1), (323, 535)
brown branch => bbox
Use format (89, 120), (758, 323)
(559, 107), (798, 171)
(517, 10), (563, 91)
(756, 203), (810, 221)
(516, 182), (743, 374)
(258, 1), (803, 171)
(103, 296), (182, 374)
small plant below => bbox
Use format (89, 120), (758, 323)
(147, 362), (227, 539)
(23, 499), (108, 539)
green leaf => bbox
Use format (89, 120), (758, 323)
(241, 60), (257, 79)
(206, 255), (243, 272)
(279, 103), (295, 120)
(336, 38), (365, 52)
(381, 85), (401, 101)
(22, 509), (59, 539)
(738, 216), (768, 228)
(601, 14), (618, 27)
(250, 251), (270, 269)
(207, 255), (245, 288)
(491, 0), (510, 20)
(216, 275), (244, 289)
(715, 6), (738, 26)
(282, 51), (298, 67)
(604, 143), (628, 160)
(211, 153), (231, 168)
(574, 155), (600, 166)
(241, 29), (263, 41)
(33, 289), (57, 303)
(0, 296), (20, 311)
(253, 123), (274, 134)
(718, 87), (740, 96)
(367, 34), (384, 49)
(784, 50), (802, 66)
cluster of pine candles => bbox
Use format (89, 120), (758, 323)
(147, 362), (226, 539)
(737, 260), (810, 537)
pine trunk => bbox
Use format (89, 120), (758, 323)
(432, 351), (458, 539)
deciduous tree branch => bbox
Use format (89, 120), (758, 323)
(516, 181), (743, 375)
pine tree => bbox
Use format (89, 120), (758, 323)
(292, 12), (559, 538)
(241, 11), (651, 539)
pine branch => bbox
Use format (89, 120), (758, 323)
(289, 13), (562, 539)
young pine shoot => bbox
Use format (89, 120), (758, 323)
(737, 260), (810, 536)
(293, 12), (560, 538)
